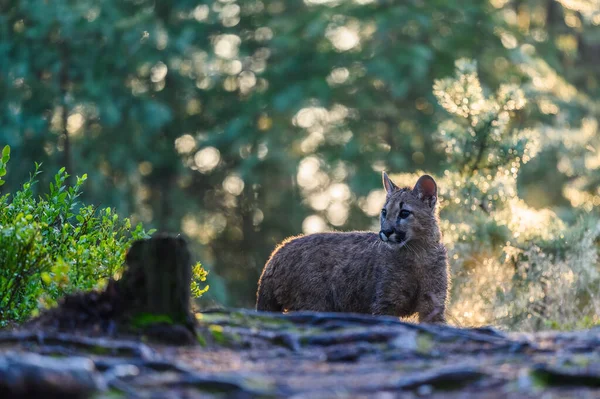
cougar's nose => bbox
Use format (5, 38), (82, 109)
(379, 228), (394, 242)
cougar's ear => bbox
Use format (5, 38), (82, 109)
(413, 175), (437, 208)
(382, 172), (398, 195)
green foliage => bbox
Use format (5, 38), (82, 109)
(406, 61), (600, 331)
(0, 155), (156, 326)
(0, 0), (508, 305)
(0, 145), (9, 186)
(0, 0), (598, 330)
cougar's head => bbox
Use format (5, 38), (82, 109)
(379, 173), (438, 246)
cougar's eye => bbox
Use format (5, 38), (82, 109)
(398, 209), (411, 220)
(381, 208), (387, 217)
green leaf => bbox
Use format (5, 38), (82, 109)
(41, 272), (52, 285)
(2, 145), (10, 162)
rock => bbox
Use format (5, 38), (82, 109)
(0, 352), (104, 399)
(389, 329), (418, 351)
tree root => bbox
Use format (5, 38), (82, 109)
(0, 331), (157, 360)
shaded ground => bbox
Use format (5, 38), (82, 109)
(1, 309), (600, 398)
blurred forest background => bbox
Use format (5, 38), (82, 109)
(1, 0), (599, 330)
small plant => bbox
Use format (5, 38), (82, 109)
(0, 145), (9, 186)
(0, 148), (209, 326)
(191, 262), (210, 298)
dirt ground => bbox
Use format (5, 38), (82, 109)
(1, 309), (600, 398)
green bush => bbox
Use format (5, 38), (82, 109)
(0, 148), (208, 326)
(432, 61), (599, 330)
(388, 61), (600, 330)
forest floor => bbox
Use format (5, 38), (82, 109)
(1, 309), (600, 398)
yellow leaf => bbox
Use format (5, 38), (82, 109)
(41, 272), (52, 285)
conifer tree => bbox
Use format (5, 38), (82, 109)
(389, 59), (599, 330)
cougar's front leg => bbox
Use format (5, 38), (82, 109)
(417, 272), (448, 323)
(417, 292), (446, 323)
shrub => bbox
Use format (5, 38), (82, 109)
(0, 150), (208, 326)
(390, 60), (600, 330)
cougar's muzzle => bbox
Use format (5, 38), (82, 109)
(379, 229), (406, 243)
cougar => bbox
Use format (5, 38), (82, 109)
(256, 173), (449, 323)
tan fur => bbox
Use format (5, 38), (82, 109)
(256, 174), (449, 323)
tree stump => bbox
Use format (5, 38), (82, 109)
(115, 234), (196, 342)
(29, 234), (197, 344)
(121, 234), (193, 325)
